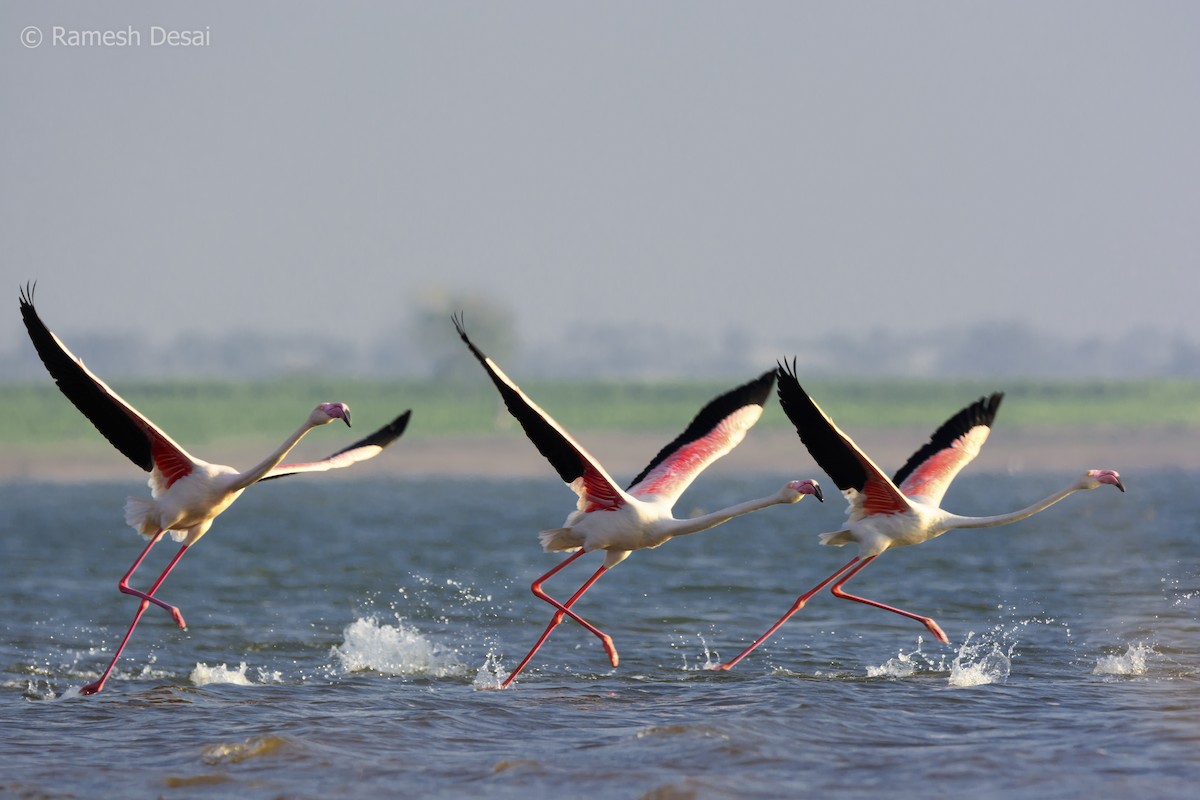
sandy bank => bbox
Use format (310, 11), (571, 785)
(2, 425), (1195, 483)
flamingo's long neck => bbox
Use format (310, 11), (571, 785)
(949, 482), (1083, 530)
(668, 493), (793, 538)
(227, 421), (318, 491)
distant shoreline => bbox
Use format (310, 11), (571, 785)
(2, 425), (1195, 483)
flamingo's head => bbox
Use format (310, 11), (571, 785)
(1082, 469), (1124, 492)
(312, 402), (352, 428)
(782, 478), (824, 503)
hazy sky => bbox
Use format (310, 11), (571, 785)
(3, 2), (1197, 361)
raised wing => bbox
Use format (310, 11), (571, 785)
(19, 284), (196, 486)
(776, 359), (909, 518)
(626, 370), (773, 505)
(892, 392), (1002, 506)
(260, 410), (412, 481)
(454, 315), (624, 512)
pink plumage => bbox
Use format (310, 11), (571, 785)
(454, 316), (822, 687)
(20, 284), (410, 694)
(714, 360), (1124, 671)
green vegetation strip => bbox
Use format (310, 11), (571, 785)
(4, 377), (1199, 448)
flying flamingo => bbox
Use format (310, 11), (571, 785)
(453, 317), (823, 687)
(20, 285), (412, 694)
(714, 360), (1125, 671)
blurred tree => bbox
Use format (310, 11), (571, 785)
(410, 288), (518, 380)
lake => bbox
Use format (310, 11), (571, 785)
(1, 469), (1195, 798)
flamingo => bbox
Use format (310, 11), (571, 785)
(714, 360), (1125, 671)
(453, 317), (823, 687)
(19, 285), (412, 694)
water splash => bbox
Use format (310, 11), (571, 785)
(126, 656), (173, 684)
(866, 628), (1017, 687)
(14, 628), (133, 699)
(189, 662), (283, 687)
(190, 662), (254, 686)
(472, 652), (507, 690)
(948, 632), (1014, 687)
(866, 645), (926, 679)
(1093, 643), (1154, 676)
(18, 678), (69, 701)
(331, 616), (466, 678)
(673, 634), (721, 672)
(1163, 575), (1199, 608)
(345, 574), (506, 683)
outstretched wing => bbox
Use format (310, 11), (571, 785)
(260, 410), (412, 481)
(19, 283), (196, 488)
(454, 315), (624, 512)
(892, 392), (1002, 506)
(626, 370), (773, 505)
(776, 359), (909, 519)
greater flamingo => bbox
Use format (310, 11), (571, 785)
(453, 317), (823, 687)
(715, 360), (1125, 670)
(20, 285), (412, 694)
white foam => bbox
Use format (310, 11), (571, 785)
(190, 662), (255, 686)
(948, 635), (1013, 687)
(866, 648), (922, 679)
(472, 652), (507, 690)
(866, 630), (1016, 687)
(1093, 643), (1153, 676)
(331, 616), (466, 678)
(189, 662), (284, 686)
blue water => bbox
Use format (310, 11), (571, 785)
(1, 470), (1197, 798)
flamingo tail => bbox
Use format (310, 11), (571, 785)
(819, 530), (854, 547)
(123, 497), (162, 539)
(538, 528), (582, 553)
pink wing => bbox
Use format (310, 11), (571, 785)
(626, 371), (774, 506)
(853, 469), (912, 519)
(20, 285), (196, 489)
(892, 393), (1003, 506)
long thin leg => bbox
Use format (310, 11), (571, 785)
(713, 557), (862, 671)
(80, 600), (151, 695)
(528, 550), (616, 658)
(502, 551), (616, 688)
(117, 530), (187, 628)
(533, 563), (613, 656)
(830, 555), (949, 643)
(80, 543), (191, 695)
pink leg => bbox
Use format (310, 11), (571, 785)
(80, 600), (152, 696)
(80, 542), (191, 695)
(713, 557), (862, 671)
(501, 550), (616, 688)
(117, 530), (187, 628)
(830, 555), (949, 644)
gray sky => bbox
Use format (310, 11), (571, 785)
(3, 2), (1198, 365)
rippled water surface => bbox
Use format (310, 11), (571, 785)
(2, 470), (1197, 798)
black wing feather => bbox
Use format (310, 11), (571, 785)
(626, 369), (774, 490)
(257, 410), (413, 482)
(775, 359), (867, 493)
(453, 314), (584, 485)
(327, 409), (411, 457)
(19, 283), (153, 472)
(891, 392), (1004, 487)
